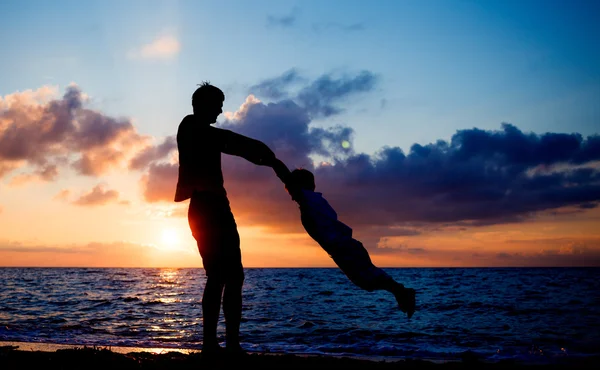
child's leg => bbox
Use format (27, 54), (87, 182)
(344, 240), (415, 317)
(341, 262), (415, 317)
(368, 267), (415, 317)
(335, 239), (403, 292)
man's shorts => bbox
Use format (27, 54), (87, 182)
(188, 191), (244, 283)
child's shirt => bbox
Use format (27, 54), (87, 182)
(297, 189), (353, 256)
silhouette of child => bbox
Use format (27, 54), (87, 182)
(283, 168), (416, 318)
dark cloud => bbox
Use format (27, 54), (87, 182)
(129, 136), (176, 170)
(0, 85), (147, 181)
(133, 73), (600, 247)
(450, 124), (598, 166)
(266, 9), (297, 28)
(249, 70), (379, 118)
(72, 184), (123, 206)
(248, 69), (306, 100)
(295, 70), (378, 118)
(311, 124), (600, 227)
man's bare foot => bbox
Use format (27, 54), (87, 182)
(201, 343), (224, 360)
(225, 344), (248, 358)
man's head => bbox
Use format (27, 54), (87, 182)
(286, 168), (315, 192)
(192, 82), (225, 124)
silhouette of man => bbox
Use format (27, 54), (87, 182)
(174, 82), (287, 355)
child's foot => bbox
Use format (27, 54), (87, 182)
(395, 287), (416, 318)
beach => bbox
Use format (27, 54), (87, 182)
(2, 342), (600, 370)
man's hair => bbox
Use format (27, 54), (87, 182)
(192, 81), (225, 107)
(288, 168), (315, 191)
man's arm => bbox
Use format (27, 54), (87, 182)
(220, 129), (275, 165)
(220, 129), (291, 181)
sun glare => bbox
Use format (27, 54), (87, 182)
(161, 228), (179, 247)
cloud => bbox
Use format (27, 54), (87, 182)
(0, 85), (149, 182)
(362, 231), (600, 267)
(294, 70), (379, 118)
(250, 69), (380, 118)
(6, 73), (598, 257)
(266, 9), (298, 28)
(492, 244), (600, 267)
(72, 184), (124, 206)
(0, 161), (21, 178)
(388, 239), (600, 267)
(129, 136), (177, 170)
(140, 162), (179, 203)
(140, 71), (600, 241)
(248, 69), (306, 100)
(53, 189), (71, 202)
(8, 164), (59, 186)
(128, 35), (180, 60)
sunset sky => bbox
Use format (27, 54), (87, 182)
(1, 0), (599, 268)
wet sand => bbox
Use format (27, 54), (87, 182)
(1, 342), (598, 369)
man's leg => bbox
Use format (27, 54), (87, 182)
(222, 228), (244, 352)
(223, 278), (243, 350)
(202, 277), (225, 350)
(188, 193), (229, 352)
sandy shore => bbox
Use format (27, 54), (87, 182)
(1, 342), (598, 369)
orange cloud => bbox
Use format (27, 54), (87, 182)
(128, 35), (181, 60)
(72, 184), (125, 206)
(0, 161), (23, 178)
(8, 164), (59, 186)
(140, 163), (178, 202)
(53, 188), (71, 202)
(0, 85), (149, 181)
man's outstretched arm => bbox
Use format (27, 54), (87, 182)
(221, 129), (290, 182)
(221, 130), (275, 164)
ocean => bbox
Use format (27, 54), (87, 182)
(0, 267), (598, 364)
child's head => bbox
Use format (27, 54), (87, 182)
(286, 168), (315, 191)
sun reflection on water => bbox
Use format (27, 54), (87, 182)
(159, 268), (180, 282)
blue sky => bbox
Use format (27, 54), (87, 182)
(2, 0), (598, 155)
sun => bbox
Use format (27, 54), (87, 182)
(161, 228), (180, 247)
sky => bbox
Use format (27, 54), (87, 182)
(1, 0), (599, 268)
